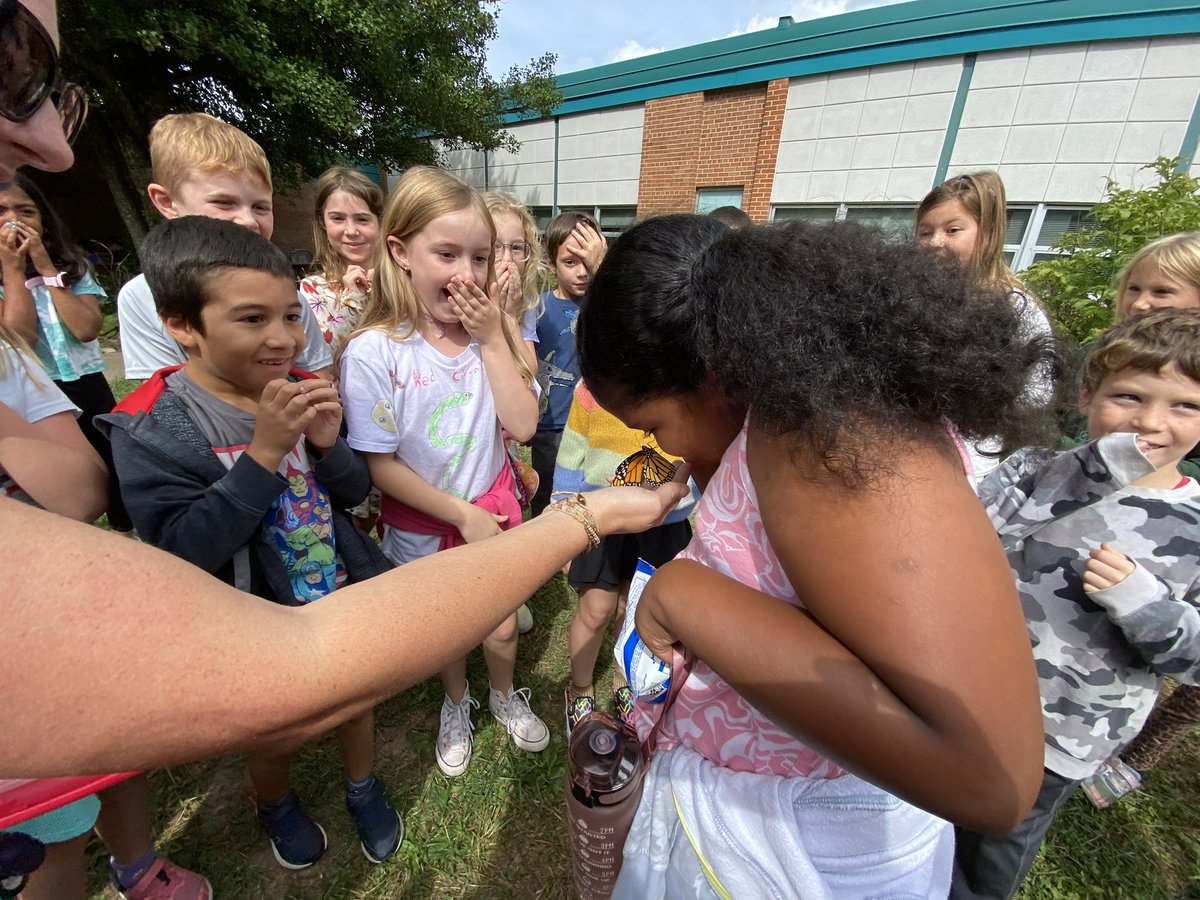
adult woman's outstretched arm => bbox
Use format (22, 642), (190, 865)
(1, 478), (686, 776)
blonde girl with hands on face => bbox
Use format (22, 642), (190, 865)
(483, 193), (546, 633)
(340, 167), (549, 778)
(483, 192), (544, 374)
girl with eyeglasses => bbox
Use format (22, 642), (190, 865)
(483, 192), (545, 375)
(483, 193), (546, 525)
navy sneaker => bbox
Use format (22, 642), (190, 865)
(257, 790), (328, 870)
(345, 776), (404, 864)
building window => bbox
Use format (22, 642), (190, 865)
(543, 205), (639, 236)
(771, 203), (915, 239)
(696, 188), (744, 215)
(844, 206), (915, 240)
(1007, 206), (1093, 272)
(1002, 207), (1034, 267)
(599, 206), (638, 234)
(531, 207), (553, 233)
(772, 205), (839, 224)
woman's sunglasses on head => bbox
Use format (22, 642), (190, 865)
(1, 0), (87, 144)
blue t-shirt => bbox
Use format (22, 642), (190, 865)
(535, 290), (580, 431)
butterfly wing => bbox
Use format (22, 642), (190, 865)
(613, 446), (676, 487)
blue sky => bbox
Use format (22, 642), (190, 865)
(485, 0), (910, 78)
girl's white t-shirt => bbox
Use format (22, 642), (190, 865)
(0, 349), (79, 504)
(340, 328), (510, 564)
(966, 290), (1054, 482)
(520, 308), (538, 344)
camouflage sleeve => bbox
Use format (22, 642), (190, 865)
(978, 447), (1044, 529)
(980, 435), (1153, 539)
(1089, 563), (1200, 684)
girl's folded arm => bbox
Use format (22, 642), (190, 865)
(0, 403), (106, 521)
(365, 452), (474, 530)
(648, 428), (1045, 834)
(478, 340), (538, 441)
(46, 287), (103, 343)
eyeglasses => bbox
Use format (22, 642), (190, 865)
(494, 240), (532, 263)
(0, 0), (88, 145)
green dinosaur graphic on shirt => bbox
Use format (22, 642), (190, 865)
(429, 392), (477, 498)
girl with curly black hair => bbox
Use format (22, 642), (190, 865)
(577, 215), (1054, 898)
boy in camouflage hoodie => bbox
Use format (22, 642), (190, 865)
(952, 309), (1200, 900)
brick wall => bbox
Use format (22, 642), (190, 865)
(636, 78), (789, 223)
(271, 181), (318, 257)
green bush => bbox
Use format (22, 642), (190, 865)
(1023, 157), (1200, 344)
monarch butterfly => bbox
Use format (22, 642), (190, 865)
(612, 446), (677, 487)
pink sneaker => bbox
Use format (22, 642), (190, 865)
(118, 857), (212, 900)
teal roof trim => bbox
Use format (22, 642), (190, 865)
(501, 1), (1200, 123)
(1178, 93), (1200, 173)
(934, 53), (976, 186)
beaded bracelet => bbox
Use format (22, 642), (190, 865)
(546, 492), (601, 551)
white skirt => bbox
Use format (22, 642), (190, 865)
(614, 745), (954, 900)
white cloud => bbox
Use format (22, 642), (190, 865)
(727, 1), (887, 37)
(606, 39), (668, 64)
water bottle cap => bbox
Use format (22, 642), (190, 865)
(568, 712), (643, 795)
(589, 728), (618, 755)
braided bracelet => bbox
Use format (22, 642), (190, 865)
(546, 492), (601, 551)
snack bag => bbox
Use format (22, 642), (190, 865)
(614, 559), (672, 703)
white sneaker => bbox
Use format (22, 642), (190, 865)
(436, 688), (478, 777)
(490, 686), (550, 752)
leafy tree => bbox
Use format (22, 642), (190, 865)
(1022, 157), (1200, 343)
(58, 0), (559, 248)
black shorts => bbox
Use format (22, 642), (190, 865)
(567, 519), (692, 591)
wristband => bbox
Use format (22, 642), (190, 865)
(24, 272), (66, 289)
(545, 492), (601, 550)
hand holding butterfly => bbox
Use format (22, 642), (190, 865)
(575, 461), (691, 538)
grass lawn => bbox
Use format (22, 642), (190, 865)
(83, 376), (1199, 899)
(79, 571), (1200, 899)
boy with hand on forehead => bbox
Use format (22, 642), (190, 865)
(530, 211), (606, 517)
(117, 113), (332, 380)
(953, 308), (1200, 899)
(99, 216), (402, 871)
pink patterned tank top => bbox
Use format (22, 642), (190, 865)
(635, 425), (845, 779)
